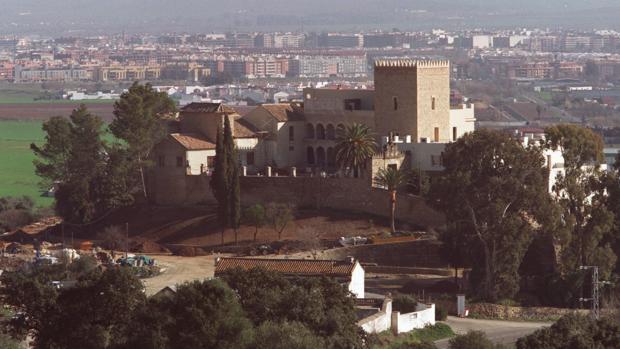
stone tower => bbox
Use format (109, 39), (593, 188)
(374, 60), (450, 143)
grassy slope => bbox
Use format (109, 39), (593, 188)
(0, 120), (52, 206)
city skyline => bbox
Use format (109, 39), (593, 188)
(2, 0), (620, 35)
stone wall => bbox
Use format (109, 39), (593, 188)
(320, 240), (445, 268)
(149, 173), (445, 229)
(240, 176), (445, 228)
(468, 303), (587, 321)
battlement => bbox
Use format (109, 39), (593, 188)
(374, 59), (450, 69)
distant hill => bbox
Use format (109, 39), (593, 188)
(0, 0), (619, 34)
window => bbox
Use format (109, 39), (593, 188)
(207, 156), (215, 168)
(432, 97), (436, 110)
(434, 127), (439, 142)
(289, 126), (295, 141)
(176, 156), (183, 167)
(158, 155), (165, 167)
(393, 96), (398, 111)
(316, 124), (326, 140)
(452, 127), (457, 141)
(246, 151), (255, 166)
(307, 147), (315, 165)
(388, 164), (397, 171)
(344, 98), (361, 111)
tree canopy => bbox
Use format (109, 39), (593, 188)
(430, 129), (550, 301)
(32, 105), (133, 224)
(335, 123), (376, 177)
(110, 82), (176, 199)
(2, 264), (365, 349)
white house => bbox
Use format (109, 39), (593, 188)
(214, 257), (365, 298)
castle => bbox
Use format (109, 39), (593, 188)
(148, 59), (475, 210)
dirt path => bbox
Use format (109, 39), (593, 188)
(142, 255), (222, 296)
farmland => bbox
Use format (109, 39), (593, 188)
(0, 120), (52, 206)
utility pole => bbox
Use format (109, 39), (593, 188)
(579, 266), (612, 320)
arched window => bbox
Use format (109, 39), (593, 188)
(316, 147), (326, 166)
(336, 123), (346, 138)
(327, 147), (336, 167)
(316, 124), (326, 140)
(306, 146), (315, 165)
(305, 123), (315, 139)
(326, 124), (336, 140)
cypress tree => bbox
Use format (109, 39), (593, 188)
(223, 116), (241, 243)
(210, 123), (229, 241)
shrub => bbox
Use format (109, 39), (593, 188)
(448, 331), (506, 349)
(254, 320), (325, 349)
(516, 313), (620, 349)
(0, 209), (35, 232)
(393, 294), (418, 313)
(435, 304), (448, 321)
(96, 225), (126, 250)
(413, 323), (454, 342)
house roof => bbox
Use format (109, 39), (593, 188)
(215, 257), (358, 277)
(234, 118), (259, 138)
(181, 102), (237, 114)
(169, 133), (216, 150)
(260, 103), (305, 122)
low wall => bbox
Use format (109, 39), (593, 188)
(391, 303), (436, 334)
(358, 299), (437, 334)
(468, 303), (587, 321)
(358, 298), (392, 334)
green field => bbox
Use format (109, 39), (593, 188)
(0, 120), (53, 206)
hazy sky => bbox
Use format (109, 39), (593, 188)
(1, 0), (620, 35)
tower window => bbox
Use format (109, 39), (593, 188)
(432, 97), (436, 110)
(289, 126), (295, 141)
(393, 97), (398, 111)
(452, 127), (457, 141)
(434, 127), (439, 142)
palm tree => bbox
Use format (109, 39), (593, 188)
(374, 167), (407, 233)
(335, 123), (377, 177)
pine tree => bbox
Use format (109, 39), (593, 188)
(110, 82), (176, 200)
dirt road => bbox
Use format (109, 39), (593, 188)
(142, 255), (219, 296)
(434, 316), (551, 348)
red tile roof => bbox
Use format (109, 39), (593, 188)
(181, 102), (237, 114)
(170, 133), (216, 150)
(215, 257), (357, 277)
(260, 103), (305, 122)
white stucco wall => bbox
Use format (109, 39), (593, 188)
(397, 142), (447, 172)
(358, 298), (392, 334)
(348, 262), (365, 298)
(391, 303), (436, 334)
(186, 150), (215, 175)
(449, 104), (476, 141)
